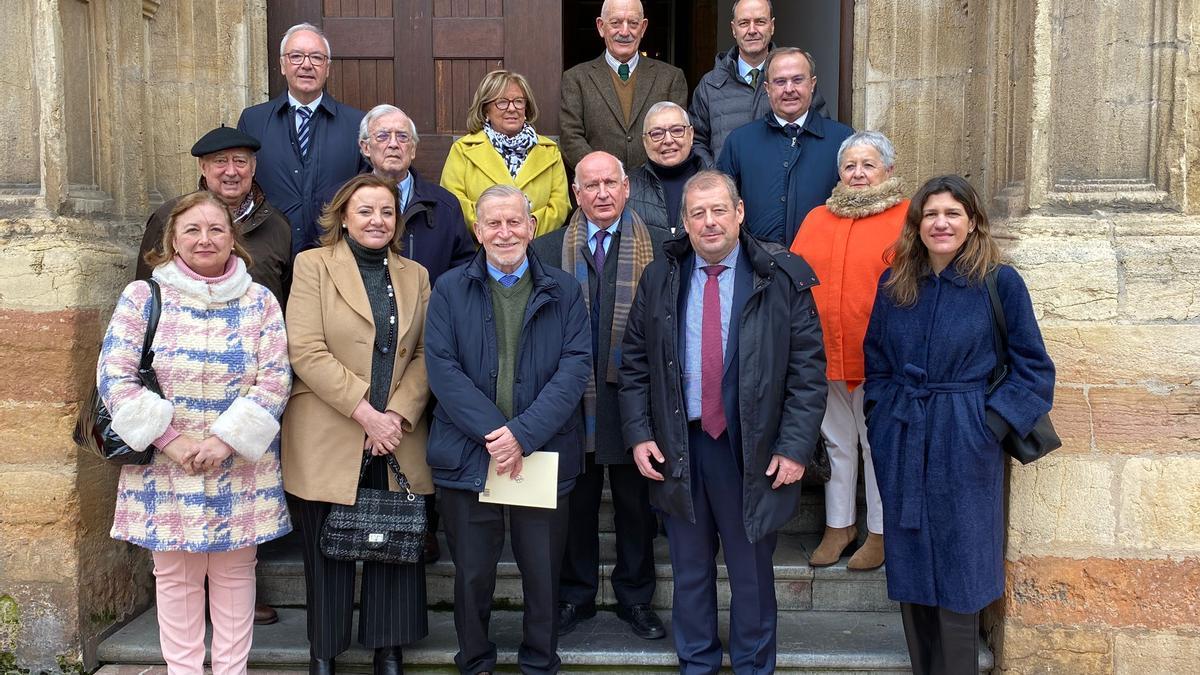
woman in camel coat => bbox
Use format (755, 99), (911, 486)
(282, 173), (432, 675)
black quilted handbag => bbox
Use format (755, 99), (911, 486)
(73, 279), (164, 465)
(984, 270), (1062, 464)
(802, 436), (832, 485)
(320, 452), (427, 564)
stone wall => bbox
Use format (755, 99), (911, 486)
(0, 1), (267, 671)
(856, 0), (1200, 671)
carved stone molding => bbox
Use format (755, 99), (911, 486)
(142, 0), (160, 19)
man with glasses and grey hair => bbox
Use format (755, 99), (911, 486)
(717, 47), (851, 245)
(238, 22), (368, 256)
(627, 101), (705, 235)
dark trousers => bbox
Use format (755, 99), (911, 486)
(665, 425), (778, 674)
(900, 602), (979, 675)
(287, 458), (428, 659)
(439, 486), (570, 675)
(559, 453), (656, 609)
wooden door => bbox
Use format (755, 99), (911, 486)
(267, 0), (563, 180)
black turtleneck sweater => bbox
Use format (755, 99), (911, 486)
(651, 153), (703, 229)
(345, 236), (396, 412)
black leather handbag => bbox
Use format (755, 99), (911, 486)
(802, 436), (832, 485)
(320, 452), (427, 564)
(73, 279), (164, 465)
(984, 270), (1061, 464)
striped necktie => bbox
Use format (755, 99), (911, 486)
(295, 105), (313, 158)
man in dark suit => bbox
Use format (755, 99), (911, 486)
(559, 0), (688, 171)
(619, 170), (827, 673)
(237, 22), (368, 256)
(530, 151), (670, 641)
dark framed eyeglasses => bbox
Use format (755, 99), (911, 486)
(644, 125), (691, 142)
(490, 97), (527, 111)
(285, 52), (328, 66)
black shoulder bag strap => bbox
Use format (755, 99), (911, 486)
(984, 268), (1009, 395)
(138, 279), (164, 394)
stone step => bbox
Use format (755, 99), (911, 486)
(257, 532), (892, 612)
(98, 607), (994, 672)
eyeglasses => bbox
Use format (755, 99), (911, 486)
(285, 52), (329, 66)
(644, 124), (691, 142)
(579, 178), (623, 194)
(490, 97), (527, 111)
(769, 75), (810, 89)
(372, 130), (414, 144)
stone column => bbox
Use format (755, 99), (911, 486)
(0, 1), (268, 671)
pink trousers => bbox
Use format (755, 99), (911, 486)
(152, 545), (258, 675)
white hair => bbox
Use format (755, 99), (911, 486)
(600, 0), (644, 19)
(837, 130), (896, 169)
(359, 104), (420, 145)
(571, 153), (627, 190)
(477, 184), (533, 221)
(279, 23), (331, 59)
(643, 101), (691, 133)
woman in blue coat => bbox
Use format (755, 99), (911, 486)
(863, 175), (1055, 674)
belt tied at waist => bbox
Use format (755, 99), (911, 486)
(889, 363), (986, 530)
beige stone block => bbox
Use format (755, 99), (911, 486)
(1091, 386), (1200, 454)
(1118, 235), (1200, 322)
(0, 524), (79, 583)
(0, 470), (77, 525)
(1008, 454), (1114, 555)
(1114, 632), (1200, 675)
(1117, 457), (1200, 551)
(999, 621), (1113, 675)
(0, 235), (133, 311)
(1043, 325), (1200, 385)
(0, 0), (39, 185)
(1049, 386), (1091, 454)
(1003, 236), (1120, 321)
(0, 403), (80, 465)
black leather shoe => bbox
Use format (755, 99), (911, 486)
(309, 657), (335, 675)
(617, 603), (666, 640)
(557, 601), (596, 636)
(373, 646), (403, 675)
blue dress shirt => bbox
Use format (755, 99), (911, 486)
(486, 257), (529, 283)
(396, 172), (414, 212)
(586, 219), (619, 257)
(683, 243), (740, 420)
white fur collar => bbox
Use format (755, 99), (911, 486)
(152, 257), (253, 304)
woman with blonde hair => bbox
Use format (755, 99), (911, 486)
(863, 175), (1055, 673)
(282, 173), (432, 675)
(99, 190), (291, 675)
(440, 69), (570, 237)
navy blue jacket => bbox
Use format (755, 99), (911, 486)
(237, 93), (368, 256)
(716, 111), (852, 245)
(398, 169), (475, 287)
(424, 249), (592, 494)
(863, 264), (1055, 613)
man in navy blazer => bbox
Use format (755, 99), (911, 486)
(237, 22), (368, 256)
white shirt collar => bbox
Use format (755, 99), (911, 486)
(605, 50), (640, 75)
(288, 92), (323, 112)
(737, 55), (765, 82)
(774, 111), (809, 130)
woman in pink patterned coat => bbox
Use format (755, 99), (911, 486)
(98, 190), (292, 675)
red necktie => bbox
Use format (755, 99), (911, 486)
(701, 265), (728, 439)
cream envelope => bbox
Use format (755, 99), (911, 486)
(478, 451), (559, 509)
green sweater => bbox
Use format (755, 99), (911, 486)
(489, 273), (532, 419)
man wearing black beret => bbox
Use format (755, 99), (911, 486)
(136, 125), (293, 309)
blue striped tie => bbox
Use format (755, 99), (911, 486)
(295, 105), (313, 158)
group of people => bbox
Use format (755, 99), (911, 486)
(94, 2), (1057, 675)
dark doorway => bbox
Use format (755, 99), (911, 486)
(562, 1), (719, 91)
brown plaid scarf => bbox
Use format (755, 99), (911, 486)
(561, 207), (654, 452)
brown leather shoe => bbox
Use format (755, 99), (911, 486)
(847, 532), (885, 571)
(808, 525), (857, 567)
(254, 602), (278, 625)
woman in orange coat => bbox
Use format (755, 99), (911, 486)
(790, 131), (906, 570)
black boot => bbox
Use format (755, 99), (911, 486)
(309, 656), (335, 675)
(373, 646), (403, 675)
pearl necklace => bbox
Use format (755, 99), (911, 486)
(375, 257), (398, 355)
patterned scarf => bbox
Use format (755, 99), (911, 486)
(483, 121), (539, 179)
(561, 207), (655, 452)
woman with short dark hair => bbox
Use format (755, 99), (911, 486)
(863, 175), (1056, 674)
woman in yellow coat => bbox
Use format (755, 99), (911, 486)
(440, 69), (570, 237)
